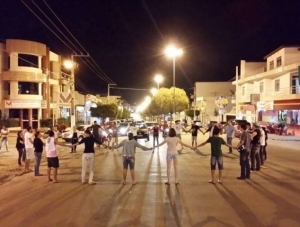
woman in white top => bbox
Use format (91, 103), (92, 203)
(154, 128), (193, 185)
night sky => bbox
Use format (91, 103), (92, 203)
(1, 0), (300, 104)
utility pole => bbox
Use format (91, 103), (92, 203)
(193, 85), (196, 120)
(107, 83), (117, 104)
(70, 53), (89, 126)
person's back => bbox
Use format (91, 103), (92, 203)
(24, 131), (33, 149)
(165, 137), (180, 154)
(207, 136), (226, 157)
(241, 130), (251, 152)
(46, 137), (57, 158)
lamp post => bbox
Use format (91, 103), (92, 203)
(154, 74), (163, 89)
(107, 83), (117, 104)
(64, 53), (89, 126)
(165, 45), (183, 126)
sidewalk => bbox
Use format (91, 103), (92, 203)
(268, 133), (300, 141)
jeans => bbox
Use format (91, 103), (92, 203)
(153, 135), (159, 147)
(17, 148), (24, 165)
(227, 137), (233, 153)
(259, 145), (266, 165)
(250, 144), (261, 171)
(240, 151), (250, 178)
(0, 137), (8, 151)
(34, 152), (43, 175)
(82, 153), (95, 183)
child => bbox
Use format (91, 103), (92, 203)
(196, 127), (235, 184)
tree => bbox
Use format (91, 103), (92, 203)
(90, 103), (118, 119)
(184, 109), (200, 119)
(150, 87), (189, 115)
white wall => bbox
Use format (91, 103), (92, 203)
(284, 48), (300, 65)
(9, 52), (42, 73)
(266, 48), (284, 70)
(240, 60), (265, 79)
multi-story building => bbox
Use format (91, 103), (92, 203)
(233, 46), (300, 135)
(0, 39), (74, 128)
(194, 82), (235, 123)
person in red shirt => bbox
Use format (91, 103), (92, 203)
(152, 123), (160, 148)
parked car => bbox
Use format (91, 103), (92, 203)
(118, 122), (130, 136)
(61, 125), (91, 143)
(136, 123), (150, 141)
(145, 122), (156, 131)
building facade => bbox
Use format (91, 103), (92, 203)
(194, 82), (235, 123)
(0, 39), (73, 128)
(233, 46), (300, 135)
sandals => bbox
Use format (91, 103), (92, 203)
(53, 180), (61, 183)
(89, 182), (96, 185)
(208, 180), (215, 184)
(217, 180), (222, 184)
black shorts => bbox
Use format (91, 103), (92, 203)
(123, 156), (135, 170)
(47, 157), (59, 168)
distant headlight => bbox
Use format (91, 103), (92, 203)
(165, 128), (169, 132)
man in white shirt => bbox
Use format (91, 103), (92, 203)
(129, 123), (139, 141)
(24, 126), (34, 172)
(0, 126), (9, 152)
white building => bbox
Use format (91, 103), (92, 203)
(233, 46), (300, 135)
(194, 82), (235, 123)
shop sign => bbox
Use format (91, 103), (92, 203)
(257, 101), (274, 111)
(5, 100), (43, 109)
(215, 96), (228, 109)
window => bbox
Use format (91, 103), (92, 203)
(18, 82), (39, 95)
(18, 54), (38, 68)
(269, 60), (274, 70)
(275, 79), (280, 92)
(242, 86), (245, 96)
(276, 57), (282, 67)
(259, 82), (264, 93)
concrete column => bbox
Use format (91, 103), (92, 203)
(38, 108), (42, 128)
(19, 109), (23, 129)
(28, 109), (33, 127)
(53, 85), (60, 119)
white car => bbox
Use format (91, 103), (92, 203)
(61, 125), (91, 142)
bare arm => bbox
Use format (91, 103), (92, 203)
(153, 140), (167, 148)
(196, 141), (208, 148)
(178, 140), (193, 149)
(110, 140), (125, 149)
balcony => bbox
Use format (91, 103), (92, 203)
(260, 86), (300, 101)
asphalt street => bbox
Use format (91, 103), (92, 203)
(0, 133), (299, 227)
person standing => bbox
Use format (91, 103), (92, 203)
(259, 126), (266, 167)
(187, 121), (202, 147)
(235, 124), (252, 180)
(0, 126), (9, 152)
(203, 121), (217, 137)
(129, 122), (139, 141)
(250, 123), (261, 172)
(110, 133), (152, 185)
(261, 127), (268, 161)
(70, 126), (78, 153)
(24, 126), (34, 172)
(196, 127), (234, 183)
(16, 131), (25, 167)
(174, 120), (184, 149)
(33, 131), (44, 176)
(45, 130), (68, 183)
(152, 123), (160, 148)
(111, 124), (119, 146)
(153, 128), (194, 185)
(72, 129), (103, 185)
(224, 120), (236, 154)
(90, 121), (101, 142)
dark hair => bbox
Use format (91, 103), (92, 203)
(35, 131), (41, 138)
(128, 132), (134, 140)
(17, 130), (22, 137)
(84, 129), (92, 135)
(27, 126), (32, 131)
(168, 128), (176, 137)
(241, 124), (247, 130)
(213, 127), (220, 135)
(246, 122), (251, 127)
(48, 130), (54, 137)
(94, 121), (97, 124)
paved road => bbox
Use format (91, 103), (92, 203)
(0, 133), (299, 227)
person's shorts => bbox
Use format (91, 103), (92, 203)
(192, 136), (197, 143)
(47, 157), (59, 168)
(25, 148), (34, 160)
(210, 156), (223, 170)
(123, 156), (135, 169)
(166, 153), (178, 160)
(176, 134), (181, 139)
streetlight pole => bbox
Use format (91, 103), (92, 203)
(107, 83), (117, 104)
(172, 56), (176, 126)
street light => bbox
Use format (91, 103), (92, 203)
(150, 87), (158, 96)
(165, 45), (183, 126)
(154, 74), (163, 89)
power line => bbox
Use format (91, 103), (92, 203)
(28, 0), (114, 84)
